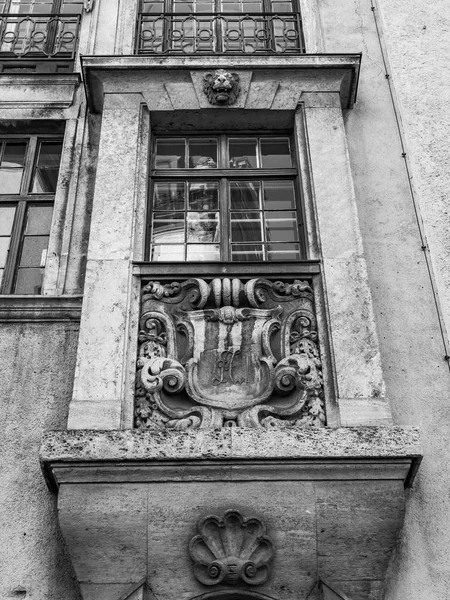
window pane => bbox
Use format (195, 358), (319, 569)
(60, 0), (84, 14)
(231, 211), (263, 242)
(265, 210), (298, 242)
(0, 236), (11, 268)
(0, 205), (16, 235)
(0, 142), (26, 194)
(188, 181), (219, 211)
(187, 212), (219, 242)
(267, 242), (301, 261)
(155, 140), (185, 169)
(152, 212), (185, 243)
(154, 182), (185, 210)
(230, 181), (260, 210)
(24, 204), (53, 234)
(151, 244), (185, 262)
(263, 180), (296, 209)
(14, 267), (44, 294)
(261, 138), (292, 168)
(0, 169), (23, 194)
(187, 244), (220, 261)
(18, 235), (49, 267)
(30, 141), (63, 194)
(188, 139), (218, 169)
(231, 244), (264, 261)
(2, 142), (26, 168)
(229, 139), (257, 168)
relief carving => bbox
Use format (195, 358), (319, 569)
(134, 278), (325, 430)
(203, 69), (241, 106)
(189, 510), (274, 586)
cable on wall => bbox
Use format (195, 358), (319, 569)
(370, 0), (450, 369)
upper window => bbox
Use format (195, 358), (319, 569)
(148, 134), (305, 262)
(0, 0), (82, 63)
(0, 135), (63, 294)
(137, 0), (305, 55)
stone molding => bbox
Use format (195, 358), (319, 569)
(0, 73), (81, 109)
(40, 426), (422, 490)
(0, 295), (82, 322)
(81, 54), (361, 113)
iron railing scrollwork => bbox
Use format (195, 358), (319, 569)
(0, 13), (81, 59)
(136, 11), (305, 55)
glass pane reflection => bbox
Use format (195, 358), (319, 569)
(230, 181), (260, 209)
(229, 139), (257, 169)
(154, 182), (185, 210)
(231, 211), (263, 242)
(263, 180), (295, 209)
(261, 138), (291, 168)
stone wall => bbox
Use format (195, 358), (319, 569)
(0, 323), (81, 600)
(317, 0), (450, 597)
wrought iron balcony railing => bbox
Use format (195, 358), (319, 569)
(136, 12), (305, 55)
(0, 13), (80, 60)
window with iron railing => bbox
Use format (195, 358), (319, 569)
(0, 0), (82, 67)
(137, 0), (305, 55)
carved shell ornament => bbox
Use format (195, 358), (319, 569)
(189, 510), (275, 586)
(203, 69), (241, 106)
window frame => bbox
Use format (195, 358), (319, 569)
(0, 133), (63, 294)
(146, 132), (307, 263)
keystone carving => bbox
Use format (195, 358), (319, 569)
(203, 69), (240, 105)
(134, 278), (325, 430)
(189, 510), (275, 586)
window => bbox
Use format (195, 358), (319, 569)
(137, 0), (304, 55)
(0, 135), (63, 294)
(148, 134), (305, 262)
(0, 0), (82, 61)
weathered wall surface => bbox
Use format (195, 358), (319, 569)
(0, 323), (81, 600)
(317, 0), (450, 598)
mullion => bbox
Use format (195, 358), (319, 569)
(1, 200), (25, 293)
(21, 136), (37, 196)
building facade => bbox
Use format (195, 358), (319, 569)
(1, 0), (449, 598)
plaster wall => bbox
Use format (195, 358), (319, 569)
(316, 0), (450, 597)
(0, 323), (81, 600)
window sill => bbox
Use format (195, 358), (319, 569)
(0, 295), (82, 322)
(133, 260), (321, 280)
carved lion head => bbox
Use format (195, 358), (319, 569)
(203, 69), (240, 106)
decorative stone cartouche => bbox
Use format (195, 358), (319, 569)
(135, 277), (325, 430)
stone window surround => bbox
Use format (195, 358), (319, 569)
(66, 54), (391, 432)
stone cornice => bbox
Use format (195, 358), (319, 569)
(81, 53), (361, 113)
(41, 426), (422, 491)
(0, 73), (81, 109)
(0, 295), (83, 322)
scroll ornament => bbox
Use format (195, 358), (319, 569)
(135, 278), (325, 430)
(189, 510), (275, 586)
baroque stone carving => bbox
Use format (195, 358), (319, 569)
(135, 277), (325, 430)
(189, 510), (275, 586)
(203, 69), (240, 106)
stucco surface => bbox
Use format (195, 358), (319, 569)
(317, 0), (450, 597)
(0, 323), (81, 600)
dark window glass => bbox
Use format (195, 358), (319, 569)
(0, 134), (62, 294)
(30, 141), (63, 193)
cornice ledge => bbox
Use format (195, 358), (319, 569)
(41, 426), (421, 490)
(0, 295), (83, 322)
(81, 53), (361, 113)
(0, 72), (81, 109)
